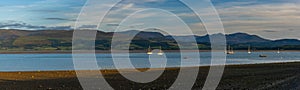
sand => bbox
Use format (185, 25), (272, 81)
(0, 62), (299, 89)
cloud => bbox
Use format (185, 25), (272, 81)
(218, 3), (300, 19)
(45, 26), (73, 30)
(263, 30), (277, 32)
(44, 18), (76, 21)
(106, 23), (120, 26)
(30, 9), (61, 13)
(0, 0), (86, 27)
(121, 3), (134, 9)
(78, 25), (98, 29)
(0, 20), (72, 30)
(213, 2), (300, 39)
(0, 21), (45, 29)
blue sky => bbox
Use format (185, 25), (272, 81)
(0, 0), (299, 39)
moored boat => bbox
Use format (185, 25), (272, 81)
(147, 46), (153, 55)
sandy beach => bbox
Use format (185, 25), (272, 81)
(0, 62), (299, 89)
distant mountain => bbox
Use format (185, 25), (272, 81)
(115, 30), (165, 39)
(0, 29), (299, 50)
(181, 33), (300, 49)
(168, 33), (271, 44)
(225, 33), (271, 44)
(272, 39), (300, 45)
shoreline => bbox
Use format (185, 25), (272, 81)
(0, 61), (298, 73)
(1, 61), (299, 72)
(0, 50), (299, 54)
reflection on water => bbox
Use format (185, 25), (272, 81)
(0, 52), (299, 71)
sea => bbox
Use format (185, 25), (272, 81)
(0, 51), (299, 71)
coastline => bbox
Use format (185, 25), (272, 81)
(0, 62), (300, 89)
(0, 50), (299, 54)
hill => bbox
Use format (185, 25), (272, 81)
(0, 29), (299, 50)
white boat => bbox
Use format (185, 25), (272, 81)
(277, 48), (280, 53)
(157, 46), (164, 56)
(147, 46), (153, 55)
(227, 46), (235, 54)
(248, 46), (251, 54)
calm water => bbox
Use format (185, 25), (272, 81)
(0, 52), (299, 71)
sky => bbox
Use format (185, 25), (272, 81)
(0, 0), (299, 40)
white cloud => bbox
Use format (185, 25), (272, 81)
(215, 3), (300, 39)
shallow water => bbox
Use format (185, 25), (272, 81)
(0, 52), (299, 71)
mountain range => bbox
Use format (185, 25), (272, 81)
(0, 29), (299, 51)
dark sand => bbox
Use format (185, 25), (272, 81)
(0, 62), (300, 90)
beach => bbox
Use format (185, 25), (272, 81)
(0, 62), (299, 89)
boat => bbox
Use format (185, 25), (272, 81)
(259, 54), (267, 57)
(157, 46), (164, 55)
(183, 56), (188, 59)
(227, 46), (235, 54)
(277, 48), (280, 53)
(147, 46), (153, 55)
(248, 46), (251, 54)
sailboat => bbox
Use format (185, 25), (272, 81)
(147, 46), (153, 55)
(227, 46), (235, 54)
(258, 49), (267, 57)
(248, 46), (251, 54)
(157, 46), (164, 56)
(277, 48), (280, 54)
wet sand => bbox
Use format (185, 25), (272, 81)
(0, 62), (299, 89)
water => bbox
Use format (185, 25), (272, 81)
(0, 52), (299, 71)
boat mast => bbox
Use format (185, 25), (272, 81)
(228, 46), (230, 53)
(147, 46), (153, 55)
(148, 46), (151, 52)
(158, 46), (164, 55)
